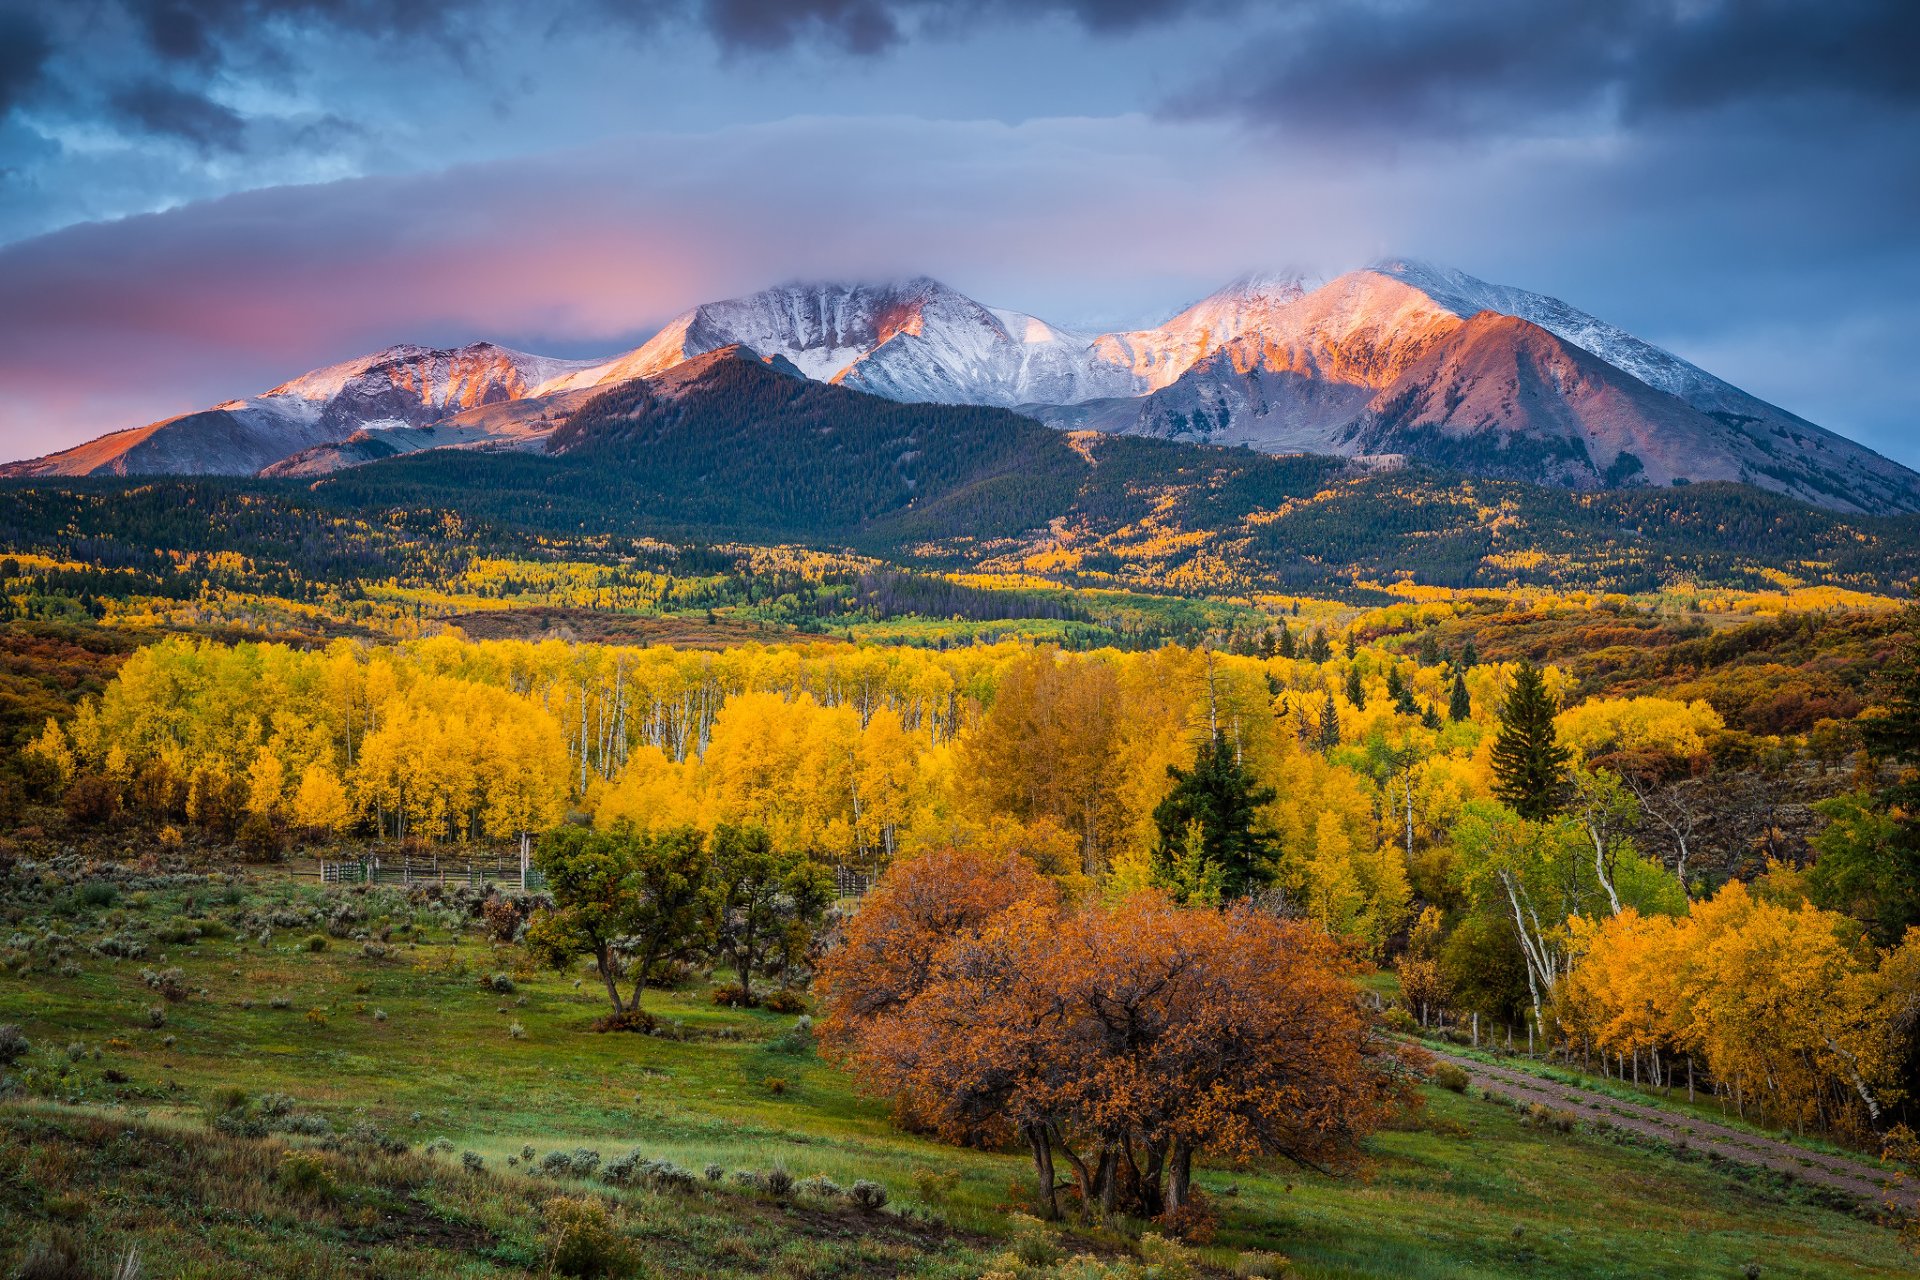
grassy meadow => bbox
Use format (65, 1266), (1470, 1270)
(0, 860), (1912, 1280)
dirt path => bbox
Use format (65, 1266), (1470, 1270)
(1427, 1047), (1914, 1210)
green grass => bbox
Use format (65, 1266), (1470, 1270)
(1414, 1036), (1877, 1164)
(0, 869), (1913, 1279)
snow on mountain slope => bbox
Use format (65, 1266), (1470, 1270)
(549, 278), (1138, 408)
(4, 342), (602, 478)
(1086, 270), (1310, 393)
(8, 263), (1916, 513)
(1041, 269), (1477, 449)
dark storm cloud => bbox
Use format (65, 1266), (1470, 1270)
(0, 6), (51, 115)
(1177, 0), (1920, 139)
(109, 81), (247, 151)
(694, 0), (1210, 54)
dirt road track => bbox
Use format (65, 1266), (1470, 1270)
(1427, 1047), (1914, 1211)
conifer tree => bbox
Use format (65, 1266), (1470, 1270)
(1449, 669), (1471, 722)
(1308, 629), (1332, 663)
(1149, 731), (1277, 902)
(1345, 665), (1366, 709)
(1490, 662), (1569, 820)
(1276, 625), (1296, 659)
(1318, 696), (1342, 750)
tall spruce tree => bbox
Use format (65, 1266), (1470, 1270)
(1317, 696), (1342, 750)
(1344, 664), (1366, 709)
(1490, 662), (1569, 820)
(1448, 669), (1471, 722)
(1149, 730), (1277, 903)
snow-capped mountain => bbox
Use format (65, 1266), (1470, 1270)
(4, 342), (601, 478)
(544, 277), (1139, 408)
(9, 264), (1916, 514)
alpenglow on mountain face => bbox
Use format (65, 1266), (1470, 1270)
(8, 264), (1916, 514)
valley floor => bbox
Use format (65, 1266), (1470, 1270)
(0, 866), (1913, 1279)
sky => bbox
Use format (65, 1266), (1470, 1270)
(0, 0), (1916, 466)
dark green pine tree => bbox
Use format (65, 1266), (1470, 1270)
(1387, 666), (1418, 716)
(1460, 639), (1479, 668)
(1420, 704), (1443, 730)
(1491, 661), (1569, 820)
(1276, 625), (1297, 659)
(1317, 696), (1342, 750)
(1448, 669), (1472, 722)
(1345, 665), (1366, 709)
(1149, 730), (1278, 903)
(1417, 632), (1442, 666)
(1307, 628), (1332, 663)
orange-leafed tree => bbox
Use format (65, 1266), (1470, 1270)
(821, 861), (1421, 1223)
(816, 844), (1059, 1027)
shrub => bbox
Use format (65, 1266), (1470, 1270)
(704, 1163), (725, 1183)
(361, 942), (389, 960)
(462, 1150), (486, 1174)
(912, 1168), (958, 1205)
(0, 1024), (28, 1066)
(268, 995), (292, 1010)
(797, 1174), (845, 1199)
(763, 1165), (794, 1199)
(850, 1179), (889, 1212)
(1234, 1250), (1294, 1278)
(762, 1076), (788, 1096)
(140, 967), (188, 1002)
(488, 972), (516, 994)
(305, 1009), (329, 1028)
(303, 935), (328, 953)
(1525, 1102), (1577, 1133)
(12, 1229), (86, 1280)
(763, 988), (809, 1015)
(569, 1148), (602, 1177)
(1137, 1232), (1199, 1280)
(541, 1196), (634, 1279)
(709, 983), (750, 1008)
(1430, 1063), (1471, 1093)
(373, 1008), (388, 1022)
(589, 1009), (655, 1035)
(730, 1170), (762, 1191)
(508, 1022), (526, 1040)
(765, 1020), (815, 1057)
(143, 1006), (166, 1029)
(277, 1151), (339, 1203)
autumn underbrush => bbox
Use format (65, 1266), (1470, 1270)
(1, 863), (1915, 1278)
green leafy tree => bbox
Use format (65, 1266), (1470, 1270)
(526, 824), (713, 1014)
(1149, 731), (1277, 902)
(1824, 610), (1920, 944)
(708, 823), (836, 1001)
(1809, 792), (1917, 947)
(1491, 662), (1570, 820)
